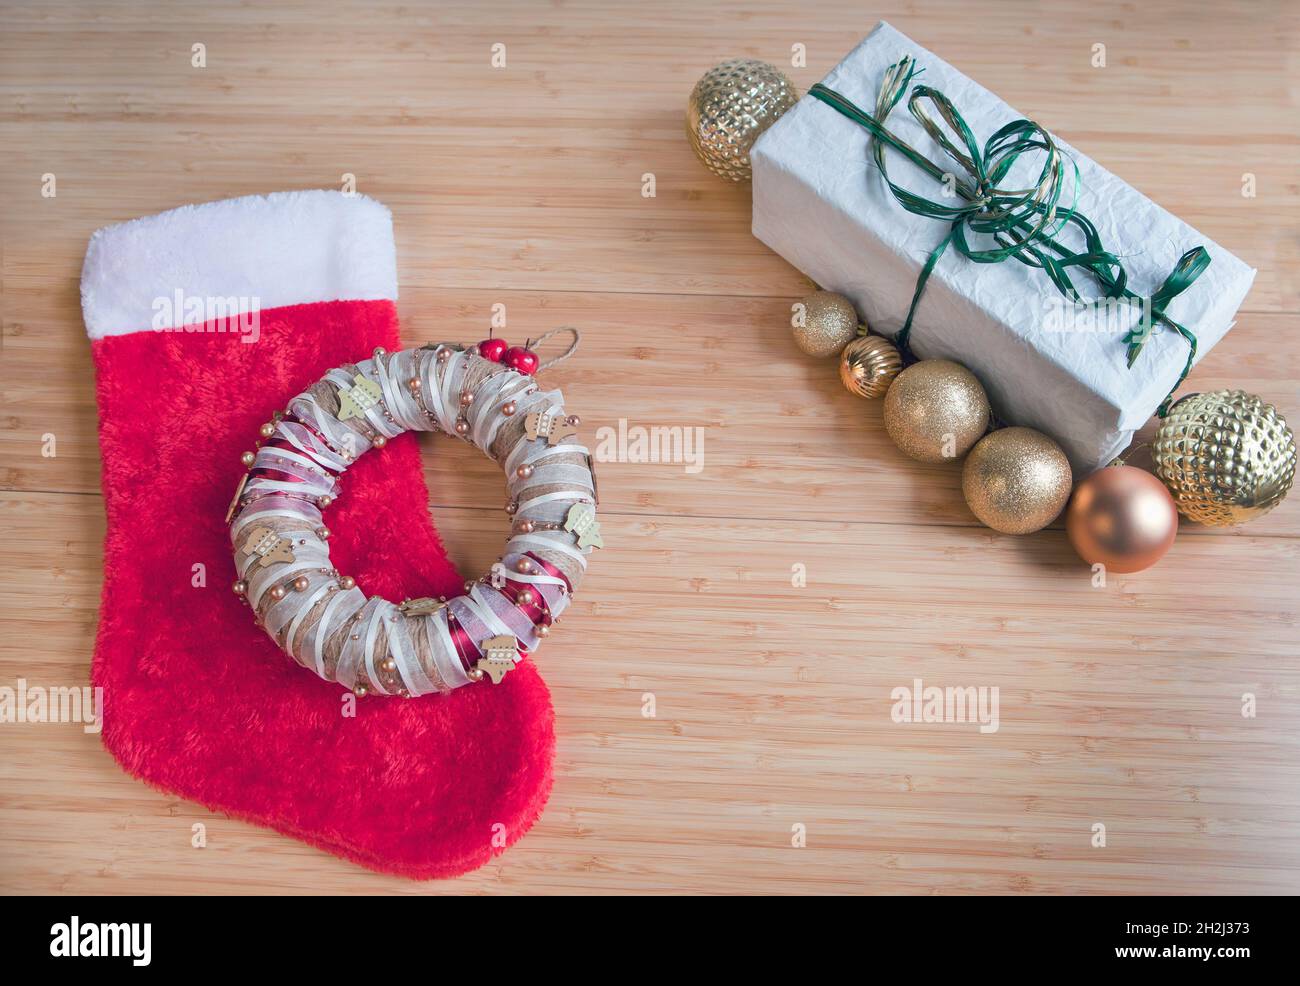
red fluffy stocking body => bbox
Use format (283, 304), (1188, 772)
(80, 190), (555, 878)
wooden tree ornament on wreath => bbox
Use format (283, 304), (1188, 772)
(226, 329), (600, 698)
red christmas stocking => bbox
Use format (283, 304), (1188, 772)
(80, 190), (555, 878)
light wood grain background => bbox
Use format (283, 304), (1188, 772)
(1, 0), (1298, 895)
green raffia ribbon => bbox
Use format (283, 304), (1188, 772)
(808, 56), (1210, 416)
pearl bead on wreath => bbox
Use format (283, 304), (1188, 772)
(339, 575), (356, 590)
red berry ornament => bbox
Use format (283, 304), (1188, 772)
(478, 338), (508, 362)
(502, 345), (539, 375)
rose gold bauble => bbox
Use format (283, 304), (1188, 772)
(1065, 465), (1178, 573)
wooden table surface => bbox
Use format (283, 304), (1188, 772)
(2, 0), (1298, 895)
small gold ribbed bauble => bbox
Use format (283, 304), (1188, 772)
(1153, 389), (1296, 526)
(883, 359), (990, 463)
(792, 291), (859, 358)
(838, 334), (903, 399)
(962, 427), (1073, 534)
(686, 59), (799, 182)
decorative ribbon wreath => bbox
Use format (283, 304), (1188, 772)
(226, 330), (600, 698)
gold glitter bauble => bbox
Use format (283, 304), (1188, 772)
(1153, 389), (1295, 526)
(838, 334), (903, 399)
(792, 291), (859, 358)
(883, 359), (990, 463)
(686, 59), (799, 182)
(961, 427), (1073, 534)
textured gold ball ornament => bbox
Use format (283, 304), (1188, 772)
(838, 334), (903, 399)
(883, 359), (990, 462)
(962, 427), (1072, 534)
(686, 59), (799, 182)
(793, 291), (859, 358)
(1153, 389), (1295, 526)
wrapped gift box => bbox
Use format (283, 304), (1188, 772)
(751, 21), (1256, 472)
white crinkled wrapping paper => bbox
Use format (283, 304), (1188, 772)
(751, 21), (1256, 473)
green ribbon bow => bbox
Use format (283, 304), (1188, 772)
(809, 56), (1209, 415)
